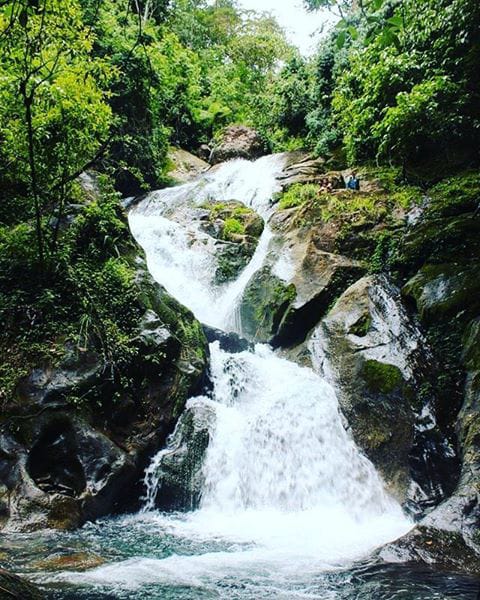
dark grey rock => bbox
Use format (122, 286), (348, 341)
(203, 325), (253, 353)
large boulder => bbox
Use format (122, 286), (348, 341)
(167, 147), (209, 184)
(239, 266), (296, 342)
(0, 261), (208, 532)
(210, 126), (267, 164)
(306, 275), (458, 508)
(238, 211), (364, 345)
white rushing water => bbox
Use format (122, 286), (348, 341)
(129, 155), (285, 329)
(52, 155), (412, 595)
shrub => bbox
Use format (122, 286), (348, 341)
(222, 218), (245, 240)
(278, 183), (319, 210)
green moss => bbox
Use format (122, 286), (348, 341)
(396, 213), (480, 273)
(222, 217), (245, 240)
(361, 165), (402, 192)
(349, 313), (372, 336)
(200, 201), (227, 219)
(369, 230), (400, 274)
(362, 359), (403, 394)
(200, 201), (263, 241)
(427, 171), (480, 217)
(278, 183), (318, 210)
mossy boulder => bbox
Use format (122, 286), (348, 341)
(306, 276), (458, 506)
(403, 262), (480, 324)
(199, 200), (264, 284)
(239, 266), (296, 342)
(254, 199), (366, 346)
(396, 213), (480, 276)
(148, 399), (215, 511)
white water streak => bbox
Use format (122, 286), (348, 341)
(129, 155), (286, 330)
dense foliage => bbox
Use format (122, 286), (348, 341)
(1, 0), (478, 401)
(268, 0), (480, 168)
(0, 0), (292, 401)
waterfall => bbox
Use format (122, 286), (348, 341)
(72, 154), (413, 591)
(47, 155), (413, 597)
(200, 343), (396, 517)
(129, 154), (286, 329)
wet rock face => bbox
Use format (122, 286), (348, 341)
(209, 126), (267, 164)
(239, 266), (296, 343)
(379, 524), (480, 576)
(403, 263), (480, 324)
(0, 263), (208, 532)
(307, 276), (458, 508)
(147, 401), (216, 511)
(0, 568), (44, 599)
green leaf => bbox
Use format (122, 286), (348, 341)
(387, 15), (403, 29)
(348, 26), (358, 40)
(336, 30), (347, 49)
(2, 5), (14, 18)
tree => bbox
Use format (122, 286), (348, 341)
(0, 0), (113, 272)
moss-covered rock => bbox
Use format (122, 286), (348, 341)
(306, 276), (458, 506)
(361, 360), (403, 395)
(403, 263), (480, 323)
(149, 400), (215, 511)
(239, 266), (296, 342)
(396, 214), (480, 275)
(199, 200), (264, 284)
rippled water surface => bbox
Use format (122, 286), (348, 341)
(1, 515), (479, 600)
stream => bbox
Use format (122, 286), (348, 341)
(4, 155), (480, 599)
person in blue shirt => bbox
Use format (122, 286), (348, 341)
(346, 171), (360, 191)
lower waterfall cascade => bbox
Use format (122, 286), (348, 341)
(30, 154), (480, 599)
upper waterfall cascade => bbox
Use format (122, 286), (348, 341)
(129, 155), (286, 330)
